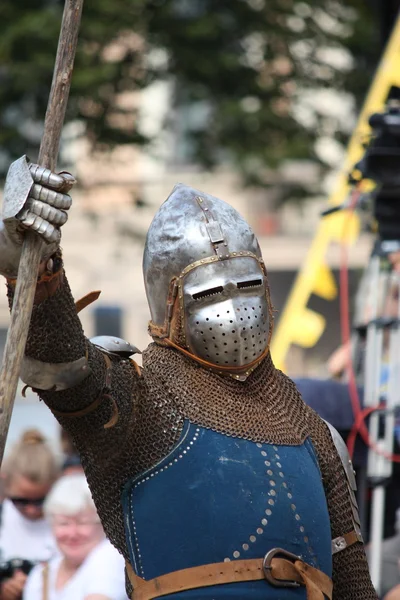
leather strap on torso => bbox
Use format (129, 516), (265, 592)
(126, 553), (333, 600)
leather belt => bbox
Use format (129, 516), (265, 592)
(126, 547), (333, 600)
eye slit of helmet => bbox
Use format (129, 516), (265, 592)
(237, 279), (263, 289)
(192, 286), (224, 300)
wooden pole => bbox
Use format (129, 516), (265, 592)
(0, 0), (84, 465)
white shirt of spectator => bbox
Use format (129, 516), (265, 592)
(23, 539), (126, 600)
(0, 498), (57, 562)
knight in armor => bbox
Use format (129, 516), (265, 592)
(0, 157), (377, 599)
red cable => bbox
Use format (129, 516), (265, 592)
(340, 189), (400, 462)
(347, 404), (385, 458)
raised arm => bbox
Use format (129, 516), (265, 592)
(0, 157), (137, 430)
(0, 158), (144, 456)
(0, 158), (150, 556)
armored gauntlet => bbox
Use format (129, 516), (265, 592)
(0, 155), (74, 278)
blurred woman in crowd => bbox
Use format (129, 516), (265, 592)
(385, 584), (400, 600)
(0, 429), (59, 600)
(59, 428), (83, 476)
(23, 473), (126, 600)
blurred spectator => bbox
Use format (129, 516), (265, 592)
(327, 340), (351, 380)
(59, 429), (77, 459)
(59, 427), (83, 477)
(297, 252), (400, 540)
(385, 584), (400, 600)
(0, 430), (59, 600)
(23, 474), (126, 600)
(327, 251), (400, 381)
(61, 454), (83, 477)
(390, 251), (400, 274)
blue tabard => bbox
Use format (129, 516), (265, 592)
(122, 421), (332, 599)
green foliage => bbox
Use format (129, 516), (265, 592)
(0, 0), (379, 198)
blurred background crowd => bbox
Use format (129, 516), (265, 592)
(1, 0), (400, 598)
(0, 429), (127, 599)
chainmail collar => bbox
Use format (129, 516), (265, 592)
(142, 343), (314, 446)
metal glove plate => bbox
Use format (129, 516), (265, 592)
(2, 156), (33, 221)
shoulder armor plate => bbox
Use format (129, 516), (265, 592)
(323, 420), (364, 550)
(324, 420), (357, 491)
(90, 336), (141, 358)
(3, 156), (33, 222)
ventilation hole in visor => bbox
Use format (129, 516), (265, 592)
(193, 286), (223, 300)
(238, 279), (262, 290)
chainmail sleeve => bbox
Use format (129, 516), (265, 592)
(7, 268), (109, 414)
(309, 415), (378, 600)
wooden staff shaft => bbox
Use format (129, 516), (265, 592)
(0, 0), (84, 465)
